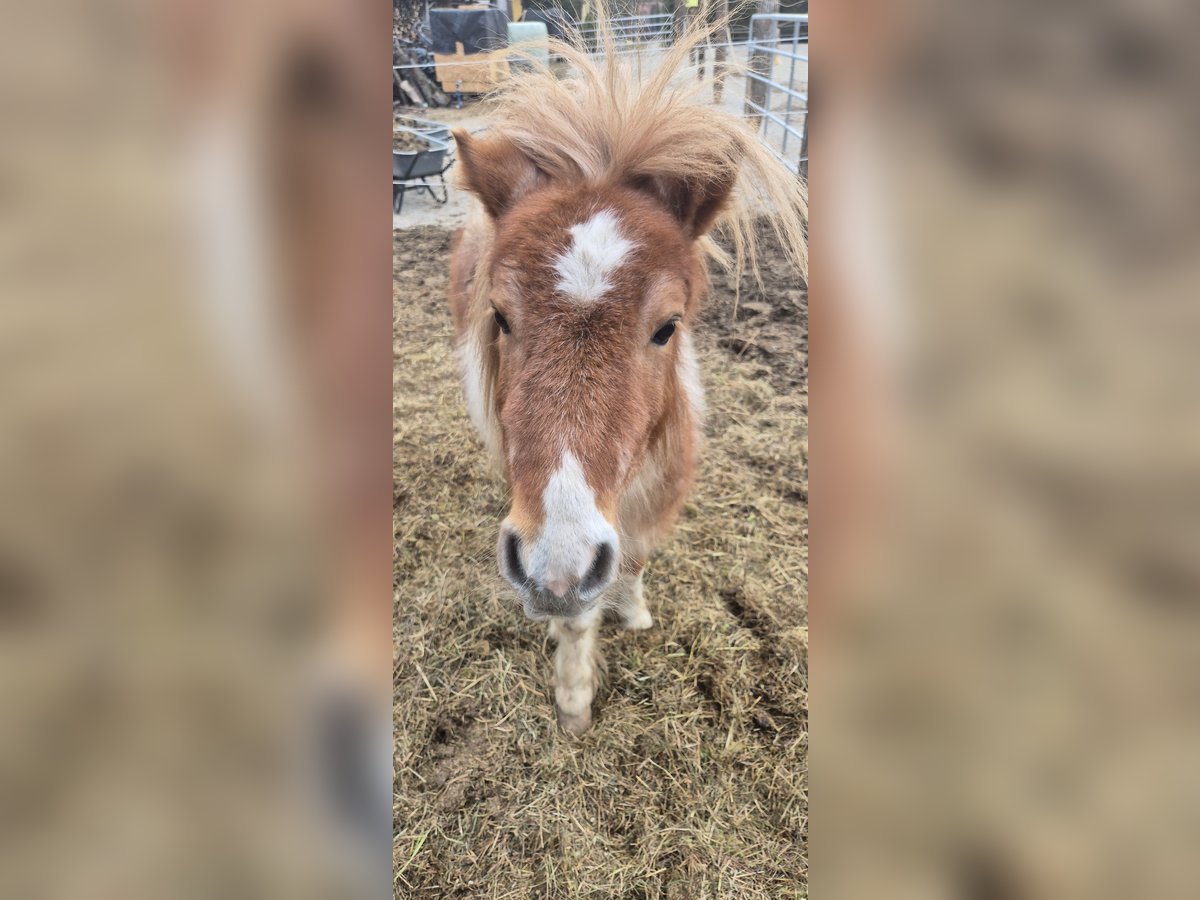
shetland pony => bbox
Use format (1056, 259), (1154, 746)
(448, 13), (807, 733)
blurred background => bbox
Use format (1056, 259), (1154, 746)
(816, 0), (1200, 896)
(0, 0), (390, 896)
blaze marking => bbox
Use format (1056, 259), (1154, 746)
(552, 209), (635, 304)
(526, 451), (619, 593)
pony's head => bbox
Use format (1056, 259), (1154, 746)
(453, 11), (807, 619)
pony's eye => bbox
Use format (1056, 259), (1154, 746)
(494, 309), (511, 335)
(651, 320), (677, 346)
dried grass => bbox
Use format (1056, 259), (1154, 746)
(393, 225), (807, 898)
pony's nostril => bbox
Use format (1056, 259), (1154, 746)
(501, 529), (527, 588)
(580, 541), (616, 595)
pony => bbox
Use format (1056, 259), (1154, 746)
(448, 11), (807, 733)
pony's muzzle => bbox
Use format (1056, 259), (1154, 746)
(498, 523), (618, 617)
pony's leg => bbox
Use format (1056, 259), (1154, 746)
(617, 570), (653, 631)
(549, 607), (603, 735)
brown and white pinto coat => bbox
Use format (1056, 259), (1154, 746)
(444, 7), (806, 733)
(449, 130), (734, 733)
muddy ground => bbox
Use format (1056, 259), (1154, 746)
(393, 225), (807, 898)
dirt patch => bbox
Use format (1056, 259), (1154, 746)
(703, 226), (809, 396)
(394, 225), (807, 897)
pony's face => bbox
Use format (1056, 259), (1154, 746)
(455, 132), (733, 619)
(488, 187), (702, 617)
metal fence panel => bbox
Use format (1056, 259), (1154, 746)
(744, 13), (808, 174)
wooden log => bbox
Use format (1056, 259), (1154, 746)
(395, 46), (450, 108)
(398, 79), (426, 107)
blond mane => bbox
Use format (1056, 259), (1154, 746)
(481, 2), (808, 285)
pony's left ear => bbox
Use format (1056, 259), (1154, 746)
(630, 163), (740, 240)
(453, 128), (543, 220)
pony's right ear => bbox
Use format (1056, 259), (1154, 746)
(629, 166), (740, 241)
(453, 129), (543, 220)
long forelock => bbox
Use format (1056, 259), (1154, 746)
(493, 50), (739, 194)
(487, 2), (808, 282)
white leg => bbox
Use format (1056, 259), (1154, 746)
(549, 607), (602, 735)
(619, 570), (653, 631)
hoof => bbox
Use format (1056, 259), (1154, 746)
(621, 605), (654, 631)
(556, 705), (592, 735)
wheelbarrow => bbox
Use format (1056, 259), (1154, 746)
(393, 127), (454, 214)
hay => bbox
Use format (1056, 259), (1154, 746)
(393, 225), (807, 897)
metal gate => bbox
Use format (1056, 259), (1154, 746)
(742, 13), (808, 175)
(575, 12), (676, 50)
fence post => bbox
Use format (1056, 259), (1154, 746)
(711, 0), (731, 101)
(799, 104), (808, 179)
(743, 2), (779, 124)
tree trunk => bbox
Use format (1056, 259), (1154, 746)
(743, 0), (779, 122)
(710, 0), (730, 103)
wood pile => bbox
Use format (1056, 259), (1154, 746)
(394, 3), (451, 107)
(394, 42), (450, 108)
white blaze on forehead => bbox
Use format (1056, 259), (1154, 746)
(525, 451), (619, 586)
(552, 209), (635, 304)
